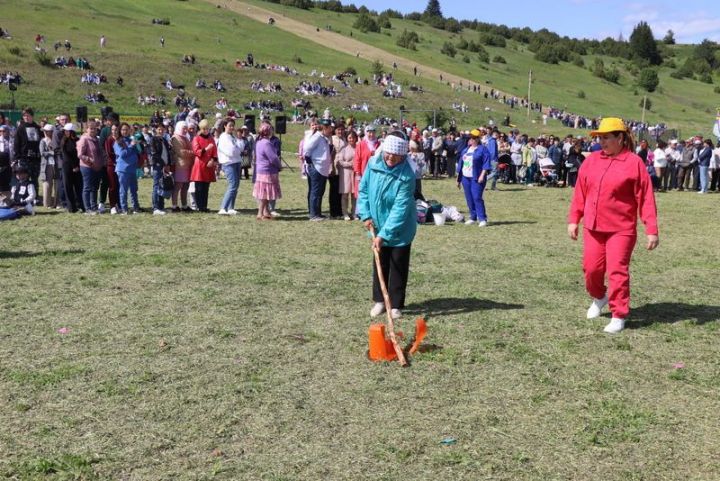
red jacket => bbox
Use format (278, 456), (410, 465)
(190, 134), (217, 182)
(568, 149), (658, 235)
(353, 138), (378, 197)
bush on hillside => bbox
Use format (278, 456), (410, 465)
(8, 46), (22, 57)
(629, 21), (662, 66)
(479, 32), (506, 47)
(353, 13), (380, 33)
(699, 72), (713, 84)
(493, 55), (506, 64)
(396, 30), (419, 50)
(444, 18), (462, 33)
(456, 38), (468, 50)
(278, 0), (313, 8)
(640, 97), (652, 110)
(376, 14), (392, 29)
(370, 60), (384, 76)
(441, 41), (457, 58)
(604, 67), (621, 83)
(578, 90), (586, 99)
(535, 45), (559, 64)
(638, 68), (659, 92)
(34, 51), (52, 67)
(714, 86), (720, 94)
(344, 66), (357, 75)
(315, 0), (343, 11)
(478, 50), (490, 63)
(462, 54), (470, 63)
(380, 9), (403, 18)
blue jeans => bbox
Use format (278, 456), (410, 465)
(152, 169), (165, 211)
(306, 163), (327, 218)
(489, 160), (498, 190)
(699, 165), (709, 192)
(461, 176), (487, 221)
(118, 170), (139, 212)
(80, 166), (100, 212)
(220, 163), (240, 211)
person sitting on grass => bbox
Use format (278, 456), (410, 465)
(8, 165), (36, 215)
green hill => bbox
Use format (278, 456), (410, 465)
(1, 0), (718, 139)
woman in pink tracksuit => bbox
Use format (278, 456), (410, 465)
(567, 118), (659, 334)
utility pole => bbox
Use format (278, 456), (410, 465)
(641, 95), (647, 124)
(527, 70), (532, 118)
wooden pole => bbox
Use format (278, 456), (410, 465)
(527, 70), (532, 118)
(641, 95), (647, 124)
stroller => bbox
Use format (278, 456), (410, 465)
(537, 157), (559, 187)
(497, 153), (513, 184)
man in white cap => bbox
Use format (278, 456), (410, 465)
(665, 139), (681, 190)
(430, 128), (443, 177)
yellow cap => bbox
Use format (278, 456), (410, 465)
(590, 117), (627, 137)
(469, 128), (482, 138)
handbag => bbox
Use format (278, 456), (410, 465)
(161, 173), (174, 198)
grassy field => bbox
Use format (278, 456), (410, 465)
(2, 173), (720, 480)
(238, 0), (720, 137)
(0, 0), (543, 138)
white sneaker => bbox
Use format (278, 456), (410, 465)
(370, 302), (385, 317)
(478, 220), (488, 227)
(227, 209), (238, 215)
(464, 219), (475, 225)
(390, 309), (401, 320)
(587, 295), (608, 319)
(97, 202), (106, 213)
(603, 318), (625, 333)
(153, 209), (166, 215)
(218, 209), (229, 215)
(110, 207), (118, 215)
(270, 210), (280, 217)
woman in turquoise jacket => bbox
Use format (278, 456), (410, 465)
(358, 131), (417, 320)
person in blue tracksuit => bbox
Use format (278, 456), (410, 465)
(113, 122), (141, 214)
(358, 131), (417, 321)
(457, 129), (492, 226)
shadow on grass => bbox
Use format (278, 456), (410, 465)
(489, 220), (537, 226)
(0, 249), (85, 259)
(405, 297), (524, 318)
(627, 303), (720, 329)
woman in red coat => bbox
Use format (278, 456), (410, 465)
(190, 119), (217, 212)
(567, 117), (658, 334)
(352, 124), (379, 198)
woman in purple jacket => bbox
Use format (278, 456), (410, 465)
(253, 122), (282, 220)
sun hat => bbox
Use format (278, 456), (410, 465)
(590, 117), (627, 137)
(43, 124), (55, 132)
(383, 135), (408, 156)
(63, 123), (75, 131)
(470, 128), (482, 138)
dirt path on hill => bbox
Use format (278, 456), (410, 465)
(213, 0), (487, 93)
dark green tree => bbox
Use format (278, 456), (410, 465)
(662, 29), (675, 45)
(629, 21), (662, 65)
(638, 68), (659, 92)
(423, 0), (443, 19)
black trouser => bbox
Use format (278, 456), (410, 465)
(446, 155), (456, 177)
(98, 167), (109, 204)
(26, 159), (41, 200)
(691, 164), (700, 191)
(328, 174), (342, 218)
(194, 181), (210, 211)
(557, 161), (566, 185)
(62, 164), (83, 212)
(372, 244), (412, 309)
(710, 169), (720, 191)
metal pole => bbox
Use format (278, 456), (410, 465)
(527, 70), (532, 118)
(433, 110), (436, 129)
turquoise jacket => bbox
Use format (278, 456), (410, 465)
(358, 152), (417, 247)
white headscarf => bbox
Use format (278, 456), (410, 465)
(174, 120), (186, 136)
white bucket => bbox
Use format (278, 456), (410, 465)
(432, 212), (446, 226)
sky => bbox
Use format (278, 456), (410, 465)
(354, 0), (720, 44)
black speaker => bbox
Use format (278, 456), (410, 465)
(274, 115), (287, 135)
(76, 106), (88, 123)
(100, 106), (113, 120)
(244, 114), (256, 134)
